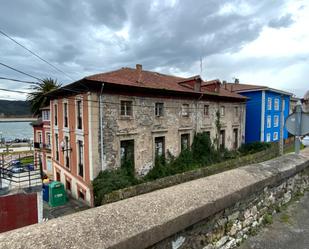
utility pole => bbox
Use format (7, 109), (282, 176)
(295, 102), (302, 154)
(279, 95), (284, 156)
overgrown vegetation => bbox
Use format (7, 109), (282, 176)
(93, 133), (274, 206)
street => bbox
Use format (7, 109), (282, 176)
(239, 191), (309, 249)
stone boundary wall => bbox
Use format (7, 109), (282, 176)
(102, 146), (279, 205)
(0, 149), (308, 249)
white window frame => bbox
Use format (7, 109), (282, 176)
(274, 115), (279, 127)
(63, 100), (69, 128)
(155, 103), (164, 117)
(42, 110), (50, 121)
(54, 103), (58, 127)
(274, 98), (279, 111)
(220, 106), (225, 116)
(76, 98), (83, 130)
(266, 133), (271, 142)
(267, 98), (272, 110)
(182, 104), (189, 117)
(273, 132), (278, 141)
(267, 115), (271, 128)
(120, 100), (133, 117)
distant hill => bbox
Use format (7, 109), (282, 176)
(0, 100), (32, 117)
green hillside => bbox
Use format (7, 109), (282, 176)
(0, 100), (32, 117)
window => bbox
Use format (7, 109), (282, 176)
(120, 140), (134, 167)
(267, 98), (272, 110)
(274, 115), (279, 127)
(155, 103), (164, 117)
(56, 171), (61, 182)
(181, 134), (190, 151)
(54, 104), (58, 126)
(267, 115), (271, 128)
(155, 137), (165, 158)
(55, 133), (59, 161)
(120, 100), (133, 116)
(78, 140), (84, 177)
(46, 132), (51, 149)
(234, 106), (239, 116)
(233, 128), (238, 149)
(66, 179), (71, 192)
(220, 106), (225, 116)
(204, 105), (209, 116)
(220, 130), (225, 149)
(204, 131), (210, 139)
(274, 98), (279, 110)
(65, 136), (70, 168)
(42, 110), (50, 121)
(77, 100), (82, 129)
(64, 102), (68, 128)
(37, 132), (42, 144)
(266, 133), (271, 142)
(273, 132), (278, 141)
(78, 189), (85, 200)
(182, 104), (189, 117)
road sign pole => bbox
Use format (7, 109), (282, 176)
(295, 103), (302, 154)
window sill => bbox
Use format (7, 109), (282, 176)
(119, 116), (133, 120)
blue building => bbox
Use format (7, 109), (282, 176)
(226, 83), (292, 143)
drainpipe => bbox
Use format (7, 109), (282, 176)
(99, 84), (105, 171)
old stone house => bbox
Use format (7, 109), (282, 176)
(48, 65), (246, 206)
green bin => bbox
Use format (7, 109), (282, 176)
(48, 181), (67, 207)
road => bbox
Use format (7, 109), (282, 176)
(239, 191), (309, 249)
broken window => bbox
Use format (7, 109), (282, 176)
(120, 100), (133, 116)
(181, 134), (190, 151)
(155, 103), (164, 117)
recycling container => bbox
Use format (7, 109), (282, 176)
(48, 181), (67, 207)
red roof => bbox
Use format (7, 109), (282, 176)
(85, 66), (246, 100)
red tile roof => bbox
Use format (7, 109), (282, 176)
(85, 67), (246, 100)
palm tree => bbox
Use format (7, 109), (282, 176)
(27, 78), (61, 115)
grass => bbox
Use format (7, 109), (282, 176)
(20, 156), (34, 165)
(280, 213), (291, 224)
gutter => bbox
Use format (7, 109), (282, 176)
(99, 83), (106, 171)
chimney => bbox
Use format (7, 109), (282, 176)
(136, 64), (142, 72)
(136, 64), (142, 83)
(194, 77), (201, 92)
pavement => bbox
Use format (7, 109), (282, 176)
(43, 197), (89, 220)
(239, 191), (309, 249)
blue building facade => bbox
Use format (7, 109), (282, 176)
(239, 89), (291, 143)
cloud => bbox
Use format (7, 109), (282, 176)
(268, 14), (294, 28)
(0, 0), (308, 99)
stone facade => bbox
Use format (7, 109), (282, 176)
(150, 169), (309, 249)
(98, 93), (246, 175)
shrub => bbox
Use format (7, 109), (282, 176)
(238, 142), (271, 155)
(92, 161), (140, 206)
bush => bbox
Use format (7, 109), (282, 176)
(238, 142), (271, 155)
(92, 161), (140, 206)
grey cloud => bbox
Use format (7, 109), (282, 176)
(0, 0), (302, 99)
(268, 14), (294, 28)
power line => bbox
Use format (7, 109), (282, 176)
(0, 88), (28, 94)
(0, 77), (38, 85)
(0, 62), (43, 81)
(0, 30), (74, 81)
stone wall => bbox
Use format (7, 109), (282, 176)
(149, 169), (309, 249)
(1, 150), (308, 249)
(102, 146), (279, 205)
(101, 93), (246, 175)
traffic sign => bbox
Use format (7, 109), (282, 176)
(285, 112), (309, 136)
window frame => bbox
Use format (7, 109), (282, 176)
(273, 132), (278, 141)
(267, 98), (272, 110)
(63, 102), (68, 128)
(154, 136), (165, 158)
(120, 100), (133, 117)
(274, 98), (279, 111)
(182, 104), (189, 117)
(155, 102), (164, 117)
(77, 140), (84, 177)
(54, 104), (58, 126)
(204, 105), (209, 116)
(266, 133), (271, 142)
(76, 99), (83, 130)
(220, 106), (225, 117)
(274, 115), (279, 127)
(181, 133), (190, 151)
(55, 133), (59, 161)
(267, 115), (272, 128)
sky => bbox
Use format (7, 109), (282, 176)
(0, 0), (308, 100)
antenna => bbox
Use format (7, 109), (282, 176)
(200, 56), (203, 76)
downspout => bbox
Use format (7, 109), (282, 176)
(99, 83), (105, 171)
